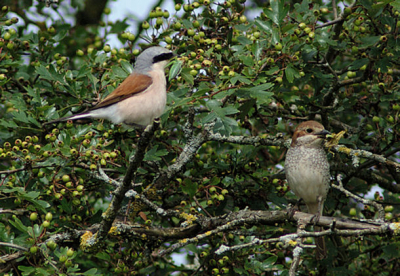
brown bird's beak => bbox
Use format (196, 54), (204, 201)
(315, 129), (330, 138)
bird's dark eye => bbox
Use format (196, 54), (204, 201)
(306, 128), (313, 133)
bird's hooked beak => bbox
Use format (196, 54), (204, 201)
(315, 129), (331, 138)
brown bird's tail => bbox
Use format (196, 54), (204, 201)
(314, 226), (327, 260)
(307, 202), (327, 260)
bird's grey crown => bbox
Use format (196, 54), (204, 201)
(134, 46), (173, 73)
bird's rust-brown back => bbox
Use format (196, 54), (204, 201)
(92, 73), (153, 110)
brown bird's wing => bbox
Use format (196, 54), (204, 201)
(91, 73), (153, 110)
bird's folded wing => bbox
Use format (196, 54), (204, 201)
(92, 73), (153, 109)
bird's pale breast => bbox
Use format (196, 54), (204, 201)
(116, 66), (167, 126)
(285, 146), (330, 205)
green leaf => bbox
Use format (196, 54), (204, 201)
(32, 200), (51, 210)
(293, 0), (310, 13)
(76, 65), (92, 79)
(359, 36), (380, 48)
(209, 176), (221, 186)
(120, 60), (134, 74)
(144, 146), (169, 162)
(25, 86), (42, 105)
(0, 119), (18, 128)
(181, 178), (198, 197)
(237, 83), (274, 105)
(110, 19), (129, 33)
(180, 68), (194, 85)
(285, 65), (300, 83)
(60, 198), (72, 214)
(238, 98), (256, 121)
(213, 117), (236, 136)
(262, 255), (278, 268)
(35, 64), (67, 86)
(17, 266), (36, 274)
(230, 74), (252, 85)
(169, 59), (182, 81)
(264, 0), (289, 26)
(11, 110), (30, 124)
(252, 40), (263, 61)
(9, 217), (28, 232)
(111, 65), (128, 78)
(83, 268), (99, 275)
(255, 18), (273, 33)
(240, 55), (255, 67)
(348, 58), (369, 70)
(237, 36), (252, 46)
(53, 30), (68, 41)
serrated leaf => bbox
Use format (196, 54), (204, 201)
(211, 116), (238, 136)
(36, 65), (67, 85)
(180, 68), (194, 85)
(76, 65), (91, 79)
(181, 178), (198, 197)
(60, 198), (72, 214)
(238, 83), (274, 105)
(144, 146), (169, 162)
(240, 55), (255, 67)
(11, 110), (30, 124)
(285, 65), (299, 83)
(26, 86), (41, 104)
(255, 18), (273, 33)
(238, 98), (256, 121)
(230, 74), (252, 85)
(237, 36), (253, 46)
(0, 119), (19, 128)
(110, 19), (129, 33)
(264, 0), (289, 26)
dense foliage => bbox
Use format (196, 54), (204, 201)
(1, 0), (400, 275)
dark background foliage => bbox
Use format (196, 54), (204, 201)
(1, 0), (400, 275)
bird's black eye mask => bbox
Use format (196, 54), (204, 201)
(153, 52), (175, 63)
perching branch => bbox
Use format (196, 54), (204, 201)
(86, 120), (160, 249)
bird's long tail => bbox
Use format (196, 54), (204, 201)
(43, 112), (91, 126)
(307, 201), (327, 260)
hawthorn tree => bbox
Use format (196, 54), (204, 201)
(1, 0), (400, 275)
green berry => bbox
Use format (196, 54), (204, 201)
(274, 42), (283, 50)
(30, 212), (38, 221)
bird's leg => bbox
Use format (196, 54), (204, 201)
(288, 199), (303, 219)
(310, 196), (324, 225)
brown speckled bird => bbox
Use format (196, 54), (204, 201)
(285, 121), (330, 260)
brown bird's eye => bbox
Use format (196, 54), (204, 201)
(306, 128), (313, 133)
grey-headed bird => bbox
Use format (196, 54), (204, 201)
(44, 46), (175, 127)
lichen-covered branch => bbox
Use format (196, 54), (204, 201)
(85, 120), (160, 249)
(153, 123), (212, 188)
(333, 174), (385, 220)
(125, 189), (180, 217)
(333, 144), (400, 171)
